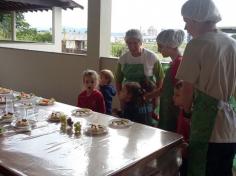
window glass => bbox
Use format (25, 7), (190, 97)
(0, 13), (12, 40)
(19, 11), (52, 43)
(111, 0), (236, 61)
(62, 0), (88, 55)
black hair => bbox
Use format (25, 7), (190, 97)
(175, 80), (183, 90)
(139, 77), (155, 92)
(124, 82), (145, 104)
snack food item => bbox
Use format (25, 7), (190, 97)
(112, 119), (129, 126)
(49, 111), (65, 122)
(85, 124), (107, 135)
(16, 92), (34, 100)
(0, 112), (14, 123)
(67, 118), (74, 127)
(1, 112), (13, 119)
(38, 98), (55, 106)
(16, 119), (29, 127)
(0, 87), (11, 94)
(109, 118), (133, 128)
(72, 108), (93, 116)
(74, 122), (81, 134)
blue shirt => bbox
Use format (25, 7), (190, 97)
(99, 85), (116, 114)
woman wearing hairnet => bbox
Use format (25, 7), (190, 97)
(156, 29), (185, 132)
(115, 29), (164, 126)
(176, 0), (236, 175)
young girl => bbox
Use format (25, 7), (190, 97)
(173, 81), (191, 176)
(77, 69), (106, 113)
(173, 81), (190, 142)
(99, 69), (116, 115)
(119, 82), (155, 126)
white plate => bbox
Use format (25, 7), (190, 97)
(71, 108), (93, 117)
(0, 114), (15, 123)
(109, 118), (133, 129)
(47, 117), (61, 122)
(84, 124), (107, 135)
(11, 120), (31, 132)
(0, 117), (14, 123)
(11, 119), (36, 128)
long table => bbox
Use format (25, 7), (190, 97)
(0, 102), (182, 176)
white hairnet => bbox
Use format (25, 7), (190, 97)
(125, 29), (143, 43)
(181, 0), (221, 23)
(156, 29), (185, 48)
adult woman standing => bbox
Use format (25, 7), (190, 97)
(115, 29), (164, 126)
(176, 0), (236, 175)
(156, 29), (185, 132)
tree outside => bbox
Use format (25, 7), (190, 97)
(0, 12), (52, 42)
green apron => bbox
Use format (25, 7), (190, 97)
(122, 64), (154, 83)
(158, 67), (179, 132)
(122, 63), (157, 126)
(188, 91), (236, 176)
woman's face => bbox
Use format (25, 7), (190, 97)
(183, 17), (198, 38)
(157, 44), (171, 58)
(83, 76), (97, 92)
(126, 38), (142, 57)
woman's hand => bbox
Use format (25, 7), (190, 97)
(144, 88), (161, 100)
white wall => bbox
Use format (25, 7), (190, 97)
(0, 48), (88, 105)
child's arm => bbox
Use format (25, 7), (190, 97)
(182, 81), (194, 113)
(97, 93), (106, 113)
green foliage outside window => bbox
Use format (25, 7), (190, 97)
(0, 13), (12, 40)
(0, 12), (52, 42)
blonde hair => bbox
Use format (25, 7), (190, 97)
(100, 69), (114, 84)
(82, 69), (99, 82)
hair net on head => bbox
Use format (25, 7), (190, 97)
(125, 29), (143, 42)
(181, 0), (221, 23)
(156, 29), (185, 48)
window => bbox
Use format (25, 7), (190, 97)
(62, 0), (88, 54)
(0, 0), (87, 54)
(20, 11), (52, 43)
(0, 13), (12, 40)
(0, 11), (53, 43)
(110, 0), (236, 60)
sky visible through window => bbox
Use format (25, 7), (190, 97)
(24, 0), (236, 33)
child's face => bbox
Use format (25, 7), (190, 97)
(173, 88), (184, 107)
(83, 76), (97, 91)
(99, 74), (109, 86)
(119, 86), (131, 102)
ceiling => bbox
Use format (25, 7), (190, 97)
(0, 0), (83, 12)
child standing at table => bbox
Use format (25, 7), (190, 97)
(173, 81), (190, 142)
(99, 69), (116, 115)
(77, 69), (106, 113)
(173, 81), (191, 176)
(119, 82), (155, 126)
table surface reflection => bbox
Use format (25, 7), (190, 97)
(0, 102), (182, 176)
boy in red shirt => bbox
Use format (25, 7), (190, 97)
(77, 69), (106, 113)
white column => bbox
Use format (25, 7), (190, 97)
(11, 11), (16, 41)
(52, 7), (62, 52)
(87, 0), (112, 70)
(100, 0), (112, 57)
